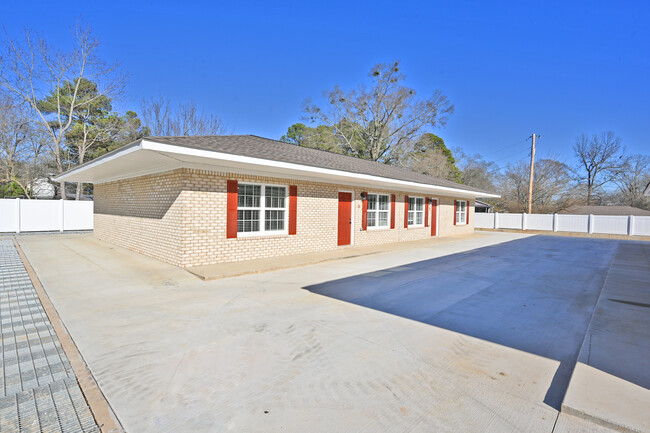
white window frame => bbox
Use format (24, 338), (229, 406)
(367, 193), (390, 230)
(237, 182), (288, 237)
(456, 200), (468, 225)
(408, 196), (425, 227)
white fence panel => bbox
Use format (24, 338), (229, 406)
(19, 200), (62, 232)
(556, 214), (589, 233)
(474, 213), (495, 228)
(0, 200), (19, 232)
(499, 213), (524, 229)
(633, 216), (650, 236)
(526, 214), (554, 231)
(0, 199), (94, 233)
(592, 215), (629, 235)
(478, 211), (649, 237)
(63, 201), (94, 230)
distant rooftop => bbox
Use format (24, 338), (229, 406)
(559, 205), (650, 216)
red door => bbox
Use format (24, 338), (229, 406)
(338, 192), (352, 246)
(431, 199), (438, 236)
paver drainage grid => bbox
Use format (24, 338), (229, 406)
(0, 240), (98, 433)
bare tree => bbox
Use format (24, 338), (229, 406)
(303, 61), (454, 164)
(0, 22), (126, 198)
(499, 158), (577, 213)
(139, 96), (170, 136)
(573, 131), (624, 205)
(0, 92), (30, 192)
(405, 148), (456, 180)
(454, 149), (499, 192)
(0, 91), (49, 197)
(610, 154), (650, 208)
(140, 96), (228, 136)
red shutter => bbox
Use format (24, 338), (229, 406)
(454, 200), (458, 226)
(425, 198), (429, 227)
(404, 195), (409, 228)
(227, 180), (238, 238)
(361, 192), (368, 231)
(289, 185), (297, 235)
(466, 200), (470, 225)
(390, 194), (396, 229)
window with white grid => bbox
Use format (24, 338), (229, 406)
(408, 197), (424, 227)
(367, 194), (389, 228)
(237, 183), (287, 235)
(456, 200), (467, 225)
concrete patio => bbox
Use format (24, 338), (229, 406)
(14, 232), (649, 432)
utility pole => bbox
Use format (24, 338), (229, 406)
(528, 134), (537, 214)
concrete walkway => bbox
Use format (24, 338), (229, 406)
(186, 232), (484, 280)
(0, 240), (99, 433)
(16, 232), (636, 433)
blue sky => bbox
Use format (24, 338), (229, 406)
(3, 0), (649, 169)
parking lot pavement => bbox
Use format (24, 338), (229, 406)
(307, 235), (650, 431)
(0, 240), (99, 433)
(307, 236), (617, 409)
(16, 232), (646, 433)
(562, 240), (650, 432)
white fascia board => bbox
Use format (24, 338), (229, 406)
(53, 139), (500, 198)
(53, 142), (144, 182)
(142, 140), (501, 198)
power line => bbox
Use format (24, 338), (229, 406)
(480, 136), (530, 158)
(491, 146), (530, 164)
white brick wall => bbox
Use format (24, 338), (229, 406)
(94, 169), (475, 267)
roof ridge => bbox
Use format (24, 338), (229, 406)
(68, 134), (498, 196)
(242, 134), (462, 186)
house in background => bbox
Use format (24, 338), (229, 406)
(474, 200), (495, 213)
(559, 205), (650, 216)
(31, 177), (56, 199)
(54, 135), (499, 268)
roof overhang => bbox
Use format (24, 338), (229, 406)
(54, 139), (500, 199)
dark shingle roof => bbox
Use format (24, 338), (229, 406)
(559, 205), (650, 216)
(146, 135), (496, 195)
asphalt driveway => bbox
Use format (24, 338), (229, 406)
(15, 232), (647, 433)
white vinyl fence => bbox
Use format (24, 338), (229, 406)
(475, 212), (650, 236)
(0, 198), (93, 233)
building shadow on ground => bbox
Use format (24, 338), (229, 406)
(304, 236), (627, 410)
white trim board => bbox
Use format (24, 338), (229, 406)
(54, 139), (500, 199)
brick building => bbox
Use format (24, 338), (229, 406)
(55, 135), (499, 268)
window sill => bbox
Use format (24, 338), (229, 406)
(407, 225), (425, 229)
(367, 226), (390, 231)
(235, 232), (289, 240)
